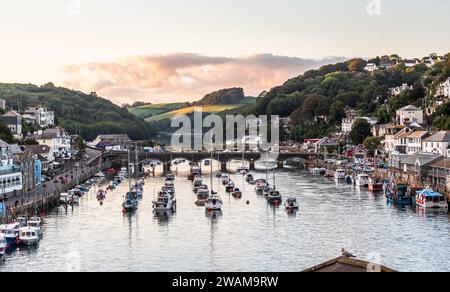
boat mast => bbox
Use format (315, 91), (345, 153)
(210, 132), (214, 193)
(265, 151), (269, 182)
(128, 146), (132, 192)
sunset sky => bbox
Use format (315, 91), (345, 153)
(1, 0), (450, 104)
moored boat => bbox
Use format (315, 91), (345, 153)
(368, 177), (384, 192)
(0, 234), (6, 258)
(284, 197), (299, 210)
(355, 174), (369, 187)
(19, 227), (39, 246)
(334, 169), (346, 180)
(385, 181), (411, 205)
(267, 190), (282, 205)
(205, 195), (223, 211)
(416, 188), (448, 209)
(225, 181), (235, 193)
(153, 191), (176, 212)
(255, 179), (267, 192)
(2, 223), (20, 247)
(231, 188), (243, 199)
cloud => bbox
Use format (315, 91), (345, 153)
(63, 53), (346, 105)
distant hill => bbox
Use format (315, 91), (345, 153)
(195, 87), (254, 106)
(0, 83), (155, 141)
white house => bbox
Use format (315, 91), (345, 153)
(422, 131), (450, 157)
(25, 107), (55, 128)
(389, 84), (412, 96)
(435, 78), (450, 98)
(396, 105), (424, 126)
(364, 63), (378, 72)
(31, 127), (72, 160)
(341, 117), (378, 134)
(403, 59), (419, 67)
(0, 140), (23, 194)
(406, 131), (430, 155)
(0, 99), (6, 110)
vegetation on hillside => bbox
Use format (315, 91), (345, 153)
(0, 83), (155, 141)
(245, 54), (450, 140)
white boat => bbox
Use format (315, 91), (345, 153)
(237, 166), (249, 175)
(27, 220), (44, 238)
(95, 172), (106, 178)
(334, 169), (346, 180)
(197, 185), (210, 199)
(0, 234), (7, 258)
(193, 176), (203, 187)
(205, 195), (223, 211)
(416, 188), (448, 209)
(153, 192), (176, 212)
(355, 174), (370, 187)
(284, 197), (300, 210)
(221, 174), (230, 185)
(19, 227), (40, 246)
(60, 193), (79, 205)
(255, 179), (268, 192)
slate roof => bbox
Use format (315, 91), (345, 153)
(423, 131), (450, 143)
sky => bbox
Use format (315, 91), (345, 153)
(1, 0), (450, 104)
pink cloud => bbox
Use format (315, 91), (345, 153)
(63, 53), (345, 105)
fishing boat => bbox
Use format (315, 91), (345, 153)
(231, 188), (243, 199)
(416, 188), (448, 209)
(153, 191), (176, 212)
(245, 173), (254, 183)
(324, 170), (335, 178)
(334, 169), (346, 180)
(3, 223), (20, 247)
(225, 181), (235, 193)
(18, 227), (39, 246)
(267, 190), (282, 205)
(368, 177), (384, 192)
(284, 197), (299, 210)
(385, 181), (411, 205)
(0, 234), (6, 258)
(355, 174), (369, 187)
(97, 189), (107, 201)
(205, 195), (223, 211)
(193, 176), (203, 188)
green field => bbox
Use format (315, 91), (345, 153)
(145, 105), (242, 122)
(128, 103), (185, 119)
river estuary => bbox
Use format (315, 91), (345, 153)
(1, 161), (450, 272)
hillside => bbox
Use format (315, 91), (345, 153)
(128, 103), (186, 120)
(246, 54), (450, 140)
(194, 87), (254, 106)
(0, 83), (155, 141)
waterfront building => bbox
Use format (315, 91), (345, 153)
(30, 127), (72, 160)
(396, 105), (424, 126)
(0, 140), (23, 195)
(383, 125), (406, 154)
(406, 131), (430, 155)
(429, 158), (450, 194)
(1, 111), (23, 139)
(93, 134), (131, 151)
(34, 159), (42, 186)
(422, 131), (450, 157)
(396, 152), (444, 184)
(24, 107), (55, 128)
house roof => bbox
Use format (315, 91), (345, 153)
(302, 256), (397, 273)
(407, 131), (430, 139)
(25, 145), (51, 155)
(399, 105), (421, 111)
(400, 152), (443, 167)
(423, 131), (450, 143)
(9, 144), (23, 155)
(2, 111), (21, 118)
(430, 159), (450, 170)
(31, 127), (67, 140)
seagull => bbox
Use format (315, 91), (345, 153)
(341, 248), (356, 258)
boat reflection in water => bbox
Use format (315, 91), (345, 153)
(205, 209), (222, 223)
(154, 211), (175, 224)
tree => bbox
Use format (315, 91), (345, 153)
(0, 122), (15, 144)
(347, 58), (367, 72)
(376, 107), (391, 124)
(330, 101), (346, 123)
(363, 136), (381, 156)
(349, 119), (372, 145)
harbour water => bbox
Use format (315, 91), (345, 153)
(1, 161), (450, 272)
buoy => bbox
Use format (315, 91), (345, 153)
(246, 200), (250, 205)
